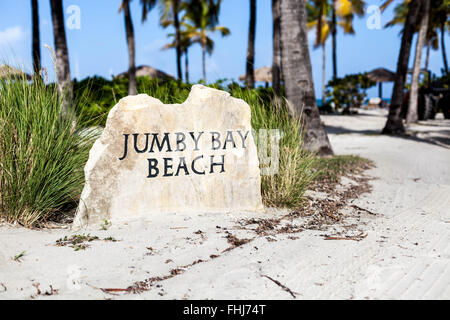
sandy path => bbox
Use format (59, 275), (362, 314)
(0, 109), (449, 300)
(321, 110), (450, 299)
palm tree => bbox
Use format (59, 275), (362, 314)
(382, 0), (421, 134)
(163, 27), (193, 83)
(183, 0), (230, 82)
(272, 0), (282, 98)
(384, 0), (449, 74)
(407, 0), (431, 123)
(120, 0), (157, 95)
(424, 20), (440, 70)
(331, 0), (337, 79)
(307, 1), (364, 82)
(160, 0), (183, 80)
(432, 0), (450, 74)
(330, 0), (365, 79)
(120, 0), (137, 95)
(162, 1), (200, 83)
(183, 38), (191, 83)
(245, 0), (256, 88)
(279, 0), (333, 155)
(50, 0), (72, 114)
(306, 0), (332, 103)
(31, 0), (40, 76)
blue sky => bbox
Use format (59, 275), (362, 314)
(0, 0), (448, 99)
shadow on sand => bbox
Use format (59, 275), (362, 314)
(325, 124), (450, 149)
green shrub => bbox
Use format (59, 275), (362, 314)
(0, 75), (96, 227)
(326, 73), (376, 111)
(72, 77), (193, 126)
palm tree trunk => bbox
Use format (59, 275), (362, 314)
(425, 39), (431, 70)
(279, 0), (333, 155)
(245, 0), (256, 89)
(441, 25), (449, 74)
(382, 0), (421, 134)
(322, 43), (326, 104)
(31, 0), (40, 76)
(123, 0), (137, 95)
(202, 42), (206, 83)
(331, 0), (337, 80)
(173, 0), (182, 81)
(50, 0), (72, 114)
(272, 0), (281, 98)
(184, 48), (190, 84)
(407, 0), (430, 124)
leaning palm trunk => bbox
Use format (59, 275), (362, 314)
(382, 0), (421, 134)
(173, 0), (182, 80)
(272, 0), (282, 98)
(201, 42), (206, 83)
(441, 25), (449, 74)
(31, 0), (40, 76)
(407, 0), (430, 123)
(184, 48), (190, 84)
(279, 0), (333, 155)
(331, 0), (337, 79)
(245, 0), (256, 89)
(425, 39), (431, 70)
(322, 43), (326, 104)
(50, 0), (72, 115)
(123, 0), (137, 95)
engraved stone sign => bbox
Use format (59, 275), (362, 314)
(73, 85), (264, 228)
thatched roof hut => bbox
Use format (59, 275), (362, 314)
(239, 66), (273, 84)
(367, 67), (396, 83)
(367, 68), (396, 100)
(115, 65), (175, 81)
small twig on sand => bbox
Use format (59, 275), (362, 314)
(0, 283), (6, 292)
(324, 232), (367, 241)
(350, 204), (377, 215)
(86, 283), (126, 295)
(261, 274), (298, 299)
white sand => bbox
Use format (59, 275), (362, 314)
(1, 109), (449, 300)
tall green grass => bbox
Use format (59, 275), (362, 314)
(230, 88), (317, 208)
(0, 74), (96, 227)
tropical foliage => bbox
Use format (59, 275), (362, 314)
(326, 73), (376, 111)
(306, 0), (365, 80)
(383, 0), (449, 72)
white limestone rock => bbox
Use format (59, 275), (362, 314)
(73, 85), (264, 228)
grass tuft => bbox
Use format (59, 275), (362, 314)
(13, 251), (26, 262)
(230, 88), (318, 208)
(0, 73), (96, 227)
(313, 155), (373, 184)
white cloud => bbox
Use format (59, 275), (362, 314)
(0, 26), (25, 46)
